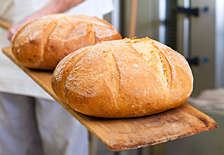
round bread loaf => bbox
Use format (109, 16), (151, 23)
(51, 38), (193, 118)
(12, 14), (122, 70)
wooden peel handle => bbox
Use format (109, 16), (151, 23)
(129, 0), (138, 38)
(0, 19), (12, 30)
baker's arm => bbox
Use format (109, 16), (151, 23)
(8, 0), (84, 40)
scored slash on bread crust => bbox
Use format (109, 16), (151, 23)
(128, 39), (171, 87)
(12, 14), (122, 70)
(51, 38), (193, 118)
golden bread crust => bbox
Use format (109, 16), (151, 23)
(12, 14), (122, 70)
(51, 38), (193, 118)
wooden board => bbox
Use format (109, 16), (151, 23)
(2, 46), (218, 151)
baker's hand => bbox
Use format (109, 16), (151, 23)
(8, 23), (24, 41)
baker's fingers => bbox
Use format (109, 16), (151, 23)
(8, 27), (16, 41)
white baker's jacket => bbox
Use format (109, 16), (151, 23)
(0, 0), (114, 100)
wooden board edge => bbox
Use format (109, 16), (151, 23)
(108, 103), (218, 151)
(109, 122), (217, 151)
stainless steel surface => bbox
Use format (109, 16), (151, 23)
(177, 0), (216, 96)
(158, 0), (166, 44)
(177, 0), (190, 58)
(183, 0), (190, 58)
(190, 0), (216, 96)
(111, 0), (121, 32)
(215, 0), (224, 88)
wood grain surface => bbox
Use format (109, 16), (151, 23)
(2, 46), (218, 151)
(0, 18), (11, 30)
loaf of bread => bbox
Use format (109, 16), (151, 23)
(12, 14), (122, 70)
(51, 38), (193, 118)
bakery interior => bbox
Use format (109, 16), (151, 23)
(0, 0), (224, 155)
